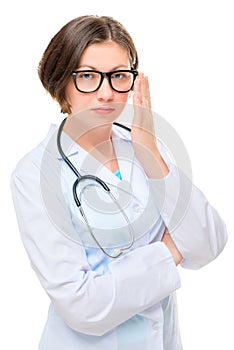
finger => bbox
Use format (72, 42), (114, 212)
(133, 73), (151, 109)
(141, 76), (151, 110)
(133, 74), (142, 106)
(133, 74), (152, 123)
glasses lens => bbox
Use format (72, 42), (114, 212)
(74, 71), (101, 92)
(111, 71), (135, 92)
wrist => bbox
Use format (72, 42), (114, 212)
(141, 151), (169, 179)
(133, 140), (169, 178)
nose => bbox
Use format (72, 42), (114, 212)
(96, 76), (114, 101)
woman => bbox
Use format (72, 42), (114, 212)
(11, 15), (227, 349)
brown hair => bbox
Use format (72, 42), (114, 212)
(38, 15), (138, 114)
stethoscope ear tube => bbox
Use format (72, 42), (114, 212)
(57, 118), (81, 178)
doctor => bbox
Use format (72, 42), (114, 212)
(11, 15), (227, 349)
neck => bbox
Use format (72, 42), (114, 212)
(63, 117), (118, 172)
(78, 124), (113, 151)
(63, 115), (113, 147)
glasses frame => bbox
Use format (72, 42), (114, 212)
(72, 69), (138, 93)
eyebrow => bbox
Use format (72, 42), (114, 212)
(77, 64), (130, 71)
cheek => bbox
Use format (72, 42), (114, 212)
(116, 92), (129, 103)
(113, 93), (130, 116)
(65, 81), (91, 113)
(112, 92), (130, 115)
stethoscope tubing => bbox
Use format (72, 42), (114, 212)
(56, 117), (134, 258)
(57, 118), (111, 206)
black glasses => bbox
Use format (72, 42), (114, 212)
(72, 70), (138, 93)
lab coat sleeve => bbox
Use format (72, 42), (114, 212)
(149, 163), (228, 269)
(11, 153), (180, 337)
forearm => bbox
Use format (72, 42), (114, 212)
(150, 165), (228, 269)
(136, 144), (169, 179)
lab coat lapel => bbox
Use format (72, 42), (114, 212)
(112, 129), (150, 207)
(112, 135), (134, 184)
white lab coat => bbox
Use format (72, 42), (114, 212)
(11, 123), (227, 349)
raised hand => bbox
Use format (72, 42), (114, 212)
(132, 73), (169, 178)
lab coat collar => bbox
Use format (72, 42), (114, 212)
(54, 123), (136, 187)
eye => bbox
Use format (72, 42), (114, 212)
(83, 73), (93, 79)
(77, 72), (94, 80)
(112, 72), (126, 80)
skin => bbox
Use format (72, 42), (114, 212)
(64, 40), (182, 265)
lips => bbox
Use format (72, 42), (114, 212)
(91, 105), (115, 115)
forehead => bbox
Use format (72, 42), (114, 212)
(78, 41), (130, 69)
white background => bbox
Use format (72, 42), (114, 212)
(1, 0), (233, 349)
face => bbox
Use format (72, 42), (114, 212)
(65, 41), (131, 122)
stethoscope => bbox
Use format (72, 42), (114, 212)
(57, 117), (135, 258)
